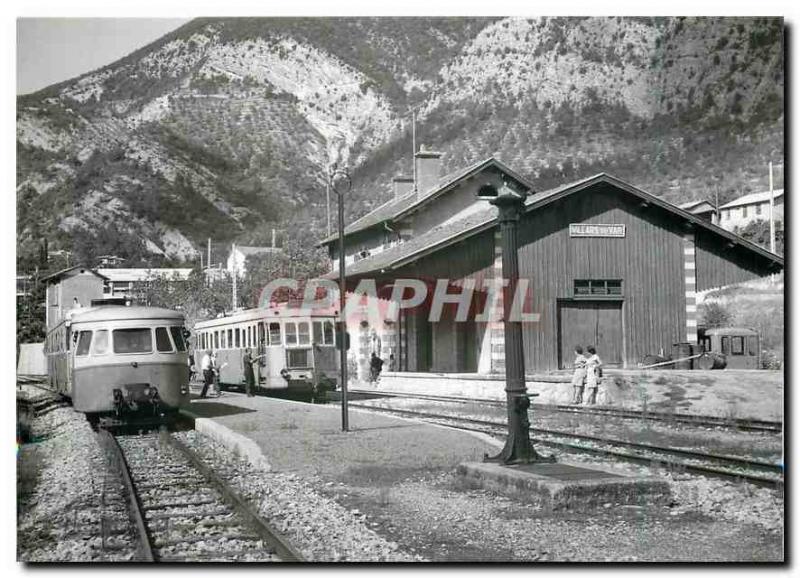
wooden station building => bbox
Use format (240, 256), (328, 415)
(320, 149), (783, 375)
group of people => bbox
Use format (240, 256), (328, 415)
(570, 345), (603, 405)
(192, 348), (264, 398)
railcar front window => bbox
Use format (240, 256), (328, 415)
(156, 327), (173, 352)
(287, 349), (310, 368)
(285, 322), (297, 345)
(298, 322), (310, 345)
(113, 328), (153, 354)
(269, 322), (281, 345)
(75, 331), (92, 356)
(170, 327), (187, 351)
(92, 330), (109, 355)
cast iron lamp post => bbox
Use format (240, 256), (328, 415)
(330, 164), (351, 432)
(478, 183), (555, 465)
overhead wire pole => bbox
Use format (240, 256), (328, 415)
(769, 161), (775, 254)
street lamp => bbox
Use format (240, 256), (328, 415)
(478, 182), (555, 465)
(330, 164), (352, 432)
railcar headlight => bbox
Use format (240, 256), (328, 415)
(143, 386), (151, 397)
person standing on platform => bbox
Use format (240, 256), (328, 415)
(571, 345), (587, 404)
(584, 346), (603, 405)
(369, 352), (384, 383)
(243, 348), (264, 397)
(200, 350), (214, 398)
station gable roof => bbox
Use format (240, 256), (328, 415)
(319, 157), (533, 246)
(328, 172), (784, 280)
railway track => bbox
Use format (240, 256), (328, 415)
(347, 389), (783, 433)
(344, 402), (784, 488)
(97, 429), (303, 562)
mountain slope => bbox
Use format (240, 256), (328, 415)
(16, 16), (783, 267)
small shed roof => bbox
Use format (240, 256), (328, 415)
(41, 265), (108, 283)
(704, 327), (759, 336)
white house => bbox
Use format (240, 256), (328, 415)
(226, 245), (281, 278)
(718, 189), (784, 231)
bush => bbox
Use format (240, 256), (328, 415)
(700, 301), (734, 328)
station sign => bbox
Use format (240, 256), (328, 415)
(569, 224), (626, 238)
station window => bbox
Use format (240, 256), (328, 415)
(285, 322), (297, 345)
(113, 328), (153, 354)
(75, 331), (92, 356)
(730, 336), (745, 356)
(574, 279), (622, 297)
(91, 330), (109, 355)
(156, 327), (174, 352)
(298, 322), (310, 345)
(269, 322), (281, 345)
(756, 203), (762, 216)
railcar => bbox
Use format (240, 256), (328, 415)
(44, 306), (191, 421)
(193, 305), (340, 397)
(697, 327), (761, 369)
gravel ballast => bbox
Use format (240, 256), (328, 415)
(17, 408), (136, 562)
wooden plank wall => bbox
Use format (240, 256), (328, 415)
(694, 230), (775, 291)
(517, 183), (686, 370)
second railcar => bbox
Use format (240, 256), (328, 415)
(193, 305), (340, 395)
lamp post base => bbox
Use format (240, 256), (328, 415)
(483, 437), (556, 466)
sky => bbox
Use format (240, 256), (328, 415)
(16, 18), (190, 95)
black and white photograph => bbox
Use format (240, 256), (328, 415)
(11, 5), (789, 566)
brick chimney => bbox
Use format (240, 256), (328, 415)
(414, 145), (443, 199)
(392, 177), (414, 201)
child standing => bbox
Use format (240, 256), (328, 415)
(571, 345), (587, 404)
(584, 346), (603, 405)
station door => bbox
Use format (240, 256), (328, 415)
(558, 301), (623, 369)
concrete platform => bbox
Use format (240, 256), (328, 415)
(457, 461), (671, 511)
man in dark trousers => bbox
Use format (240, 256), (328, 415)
(243, 349), (264, 397)
(369, 352), (384, 383)
(200, 350), (214, 398)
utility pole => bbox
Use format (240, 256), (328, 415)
(231, 242), (238, 311)
(326, 174), (332, 238)
(769, 161), (776, 254)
